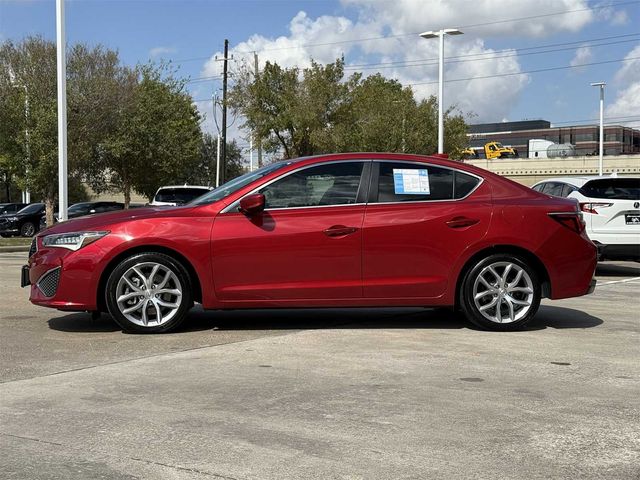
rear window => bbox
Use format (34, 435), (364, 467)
(155, 188), (209, 204)
(580, 178), (640, 200)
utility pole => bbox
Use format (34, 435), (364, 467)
(254, 52), (263, 167)
(250, 136), (254, 171)
(220, 39), (229, 185)
(56, 0), (68, 221)
(215, 134), (221, 187)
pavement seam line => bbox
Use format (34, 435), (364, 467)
(0, 432), (243, 480)
(0, 331), (295, 386)
(596, 277), (640, 286)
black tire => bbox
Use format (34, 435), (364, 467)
(459, 253), (541, 331)
(20, 222), (36, 237)
(105, 252), (193, 333)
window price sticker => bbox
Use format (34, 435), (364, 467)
(393, 169), (430, 195)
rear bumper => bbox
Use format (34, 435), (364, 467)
(594, 242), (640, 261)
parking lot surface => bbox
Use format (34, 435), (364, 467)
(1, 251), (639, 479)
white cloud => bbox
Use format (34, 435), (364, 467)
(196, 0), (603, 135)
(569, 45), (592, 72)
(606, 44), (640, 119)
(341, 0), (593, 38)
(149, 46), (177, 57)
(595, 3), (630, 25)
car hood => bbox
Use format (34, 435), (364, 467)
(39, 205), (196, 235)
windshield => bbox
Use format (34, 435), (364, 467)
(68, 203), (91, 212)
(580, 178), (640, 200)
(190, 161), (293, 205)
(17, 203), (44, 215)
(155, 188), (210, 204)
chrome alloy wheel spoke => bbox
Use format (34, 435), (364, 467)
(115, 262), (183, 327)
(472, 261), (534, 324)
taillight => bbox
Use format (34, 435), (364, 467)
(548, 211), (586, 233)
(579, 202), (613, 214)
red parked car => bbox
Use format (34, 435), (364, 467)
(23, 153), (596, 333)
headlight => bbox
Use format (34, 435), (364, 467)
(42, 231), (109, 251)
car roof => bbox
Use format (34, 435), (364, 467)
(532, 175), (640, 188)
(156, 185), (212, 190)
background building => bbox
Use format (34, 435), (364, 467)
(468, 120), (640, 157)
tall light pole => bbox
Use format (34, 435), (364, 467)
(590, 82), (606, 175)
(419, 28), (463, 154)
(7, 67), (31, 203)
(56, 0), (68, 220)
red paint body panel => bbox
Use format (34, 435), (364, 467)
(212, 206), (364, 301)
(25, 153), (597, 315)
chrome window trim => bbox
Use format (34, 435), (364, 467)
(220, 159), (371, 214)
(370, 160), (485, 205)
(220, 158), (485, 214)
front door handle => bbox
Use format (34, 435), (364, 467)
(446, 216), (479, 229)
(324, 225), (358, 237)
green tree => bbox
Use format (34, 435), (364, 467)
(230, 59), (349, 158)
(98, 64), (203, 206)
(191, 135), (246, 186)
(230, 58), (469, 159)
(0, 37), (58, 224)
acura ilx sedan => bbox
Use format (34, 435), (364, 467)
(23, 153), (597, 333)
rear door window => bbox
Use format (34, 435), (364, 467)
(580, 178), (640, 200)
(542, 182), (564, 197)
(375, 162), (454, 202)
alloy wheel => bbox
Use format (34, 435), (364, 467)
(115, 262), (183, 327)
(472, 261), (534, 324)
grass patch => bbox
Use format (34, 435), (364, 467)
(0, 237), (32, 247)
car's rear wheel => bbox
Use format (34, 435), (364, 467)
(20, 222), (35, 237)
(105, 252), (193, 333)
(460, 254), (541, 331)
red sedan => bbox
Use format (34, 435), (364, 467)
(23, 153), (597, 333)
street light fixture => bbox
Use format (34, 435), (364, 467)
(590, 82), (606, 175)
(420, 28), (463, 154)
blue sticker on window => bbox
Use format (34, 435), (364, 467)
(393, 169), (430, 194)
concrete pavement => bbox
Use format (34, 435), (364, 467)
(1, 252), (639, 479)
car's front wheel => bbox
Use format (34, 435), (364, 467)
(20, 222), (36, 237)
(460, 254), (541, 331)
(105, 252), (193, 333)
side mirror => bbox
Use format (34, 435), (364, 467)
(239, 193), (265, 216)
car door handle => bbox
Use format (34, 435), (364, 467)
(323, 225), (358, 237)
(446, 217), (479, 229)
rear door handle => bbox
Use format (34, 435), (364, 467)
(446, 217), (479, 229)
(324, 225), (358, 237)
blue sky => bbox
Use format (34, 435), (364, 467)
(2, 0), (639, 148)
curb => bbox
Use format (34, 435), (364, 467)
(0, 246), (30, 253)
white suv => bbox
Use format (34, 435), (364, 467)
(149, 185), (213, 207)
(532, 176), (640, 261)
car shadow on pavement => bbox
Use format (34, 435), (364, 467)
(526, 305), (603, 330)
(596, 262), (640, 277)
(48, 305), (603, 334)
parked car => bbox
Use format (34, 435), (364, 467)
(23, 153), (596, 333)
(0, 203), (28, 216)
(532, 176), (640, 260)
(149, 185), (212, 206)
(67, 202), (124, 219)
(0, 203), (49, 237)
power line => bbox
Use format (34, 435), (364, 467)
(345, 37), (640, 72)
(233, 0), (640, 53)
(161, 1), (639, 64)
(407, 56), (640, 87)
(344, 33), (640, 69)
